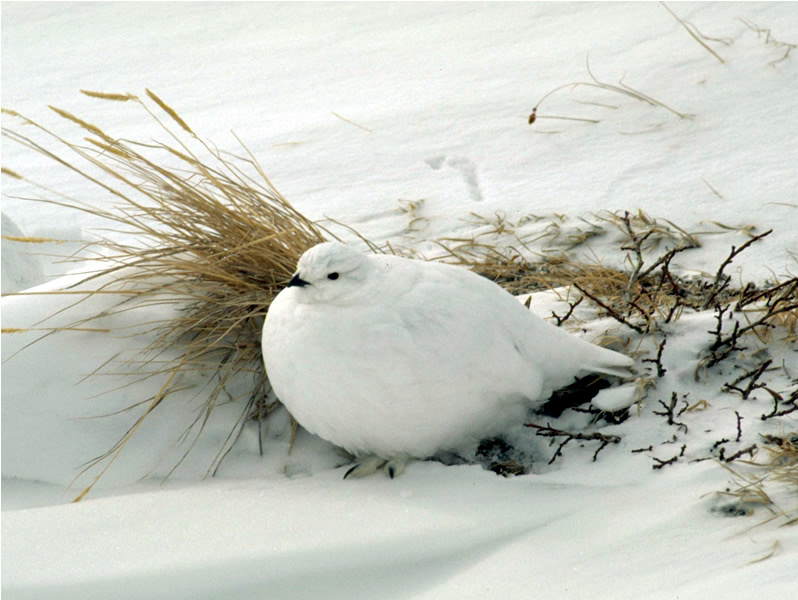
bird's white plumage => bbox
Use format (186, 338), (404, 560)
(262, 242), (633, 461)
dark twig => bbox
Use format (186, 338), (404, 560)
(525, 423), (621, 464)
(761, 387), (798, 420)
(642, 244), (698, 324)
(642, 337), (667, 377)
(620, 211), (652, 301)
(737, 303), (797, 342)
(735, 278), (797, 310)
(639, 239), (697, 282)
(573, 283), (646, 334)
(552, 296), (583, 326)
(705, 306), (746, 368)
(652, 392), (689, 433)
(762, 402), (798, 420)
(712, 438), (730, 451)
(653, 455), (679, 470)
(723, 359), (773, 399)
(708, 283), (796, 366)
(734, 411), (743, 443)
(722, 444), (758, 463)
(702, 230), (772, 310)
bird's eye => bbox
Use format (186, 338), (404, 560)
(327, 272), (339, 280)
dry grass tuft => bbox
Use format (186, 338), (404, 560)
(428, 209), (796, 347)
(717, 435), (798, 525)
(3, 91), (326, 499)
(762, 434), (798, 489)
(425, 209), (704, 335)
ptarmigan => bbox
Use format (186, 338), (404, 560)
(262, 242), (633, 477)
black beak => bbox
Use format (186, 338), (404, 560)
(287, 273), (310, 287)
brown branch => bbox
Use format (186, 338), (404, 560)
(722, 445), (758, 463)
(552, 296), (583, 326)
(652, 391), (689, 433)
(652, 455), (679, 470)
(525, 423), (621, 464)
(702, 230), (772, 309)
(722, 359), (772, 399)
(573, 284), (647, 333)
(735, 411), (743, 443)
(642, 337), (667, 377)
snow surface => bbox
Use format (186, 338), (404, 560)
(1, 213), (44, 294)
(2, 2), (797, 599)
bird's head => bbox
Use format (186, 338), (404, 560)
(286, 242), (375, 304)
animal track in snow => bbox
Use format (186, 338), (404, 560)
(425, 155), (483, 202)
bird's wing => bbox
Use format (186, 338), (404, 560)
(376, 257), (547, 401)
(383, 256), (632, 393)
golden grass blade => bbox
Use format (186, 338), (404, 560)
(2, 167), (23, 179)
(747, 541), (780, 565)
(81, 89), (139, 102)
(72, 363), (181, 502)
(1, 236), (62, 243)
(146, 88), (194, 135)
(48, 106), (115, 143)
(2, 327), (111, 333)
(662, 2), (725, 64)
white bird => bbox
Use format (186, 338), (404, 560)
(262, 242), (633, 477)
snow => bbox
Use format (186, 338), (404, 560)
(2, 463), (794, 600)
(1, 213), (45, 293)
(2, 2), (797, 599)
(591, 383), (638, 412)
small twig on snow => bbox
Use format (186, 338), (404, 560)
(573, 283), (646, 334)
(652, 391), (689, 433)
(652, 455), (679, 470)
(734, 411), (743, 443)
(552, 296), (583, 326)
(723, 359), (773, 399)
(642, 337), (667, 377)
(722, 444), (758, 463)
(525, 423), (621, 464)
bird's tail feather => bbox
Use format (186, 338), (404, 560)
(585, 344), (635, 378)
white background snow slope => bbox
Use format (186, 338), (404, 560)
(2, 2), (797, 599)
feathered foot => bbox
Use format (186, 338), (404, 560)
(343, 455), (410, 479)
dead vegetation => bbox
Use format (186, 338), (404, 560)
(430, 209), (795, 347)
(737, 17), (797, 66)
(528, 55), (692, 127)
(662, 2), (730, 64)
(3, 93), (797, 507)
(433, 207), (797, 510)
(2, 91), (325, 499)
(528, 10), (794, 129)
(525, 423), (621, 465)
(714, 433), (798, 526)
